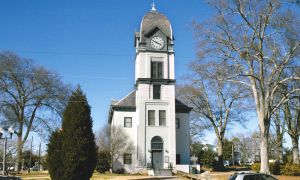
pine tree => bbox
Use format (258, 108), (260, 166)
(61, 87), (97, 180)
(47, 130), (63, 180)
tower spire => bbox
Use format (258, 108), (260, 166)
(151, 1), (157, 11)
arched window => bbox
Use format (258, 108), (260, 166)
(151, 136), (163, 150)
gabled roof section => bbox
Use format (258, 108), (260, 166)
(108, 90), (136, 124)
(113, 90), (136, 108)
(175, 99), (192, 113)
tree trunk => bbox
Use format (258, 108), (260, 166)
(291, 136), (300, 164)
(217, 139), (224, 170)
(15, 136), (24, 172)
(278, 142), (283, 163)
(260, 134), (270, 173)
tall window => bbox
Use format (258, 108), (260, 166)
(124, 117), (132, 128)
(159, 110), (166, 126)
(148, 110), (155, 126)
(151, 61), (163, 78)
(153, 85), (161, 99)
(123, 154), (132, 164)
(176, 118), (180, 129)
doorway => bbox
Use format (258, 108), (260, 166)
(151, 136), (164, 171)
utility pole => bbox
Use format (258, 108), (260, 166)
(28, 136), (33, 173)
(2, 137), (7, 175)
(38, 142), (41, 171)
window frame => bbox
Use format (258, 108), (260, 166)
(124, 117), (132, 128)
(123, 153), (132, 164)
(151, 61), (163, 79)
(148, 110), (155, 126)
(159, 110), (166, 126)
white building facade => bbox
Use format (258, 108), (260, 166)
(108, 7), (191, 174)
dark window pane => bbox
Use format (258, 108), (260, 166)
(151, 136), (163, 150)
(148, 110), (155, 126)
(151, 61), (163, 78)
(123, 154), (132, 164)
(158, 62), (163, 78)
(176, 118), (180, 128)
(151, 62), (157, 78)
(159, 110), (166, 126)
(153, 85), (161, 99)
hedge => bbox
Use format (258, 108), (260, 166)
(251, 163), (300, 176)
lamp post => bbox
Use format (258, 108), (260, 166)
(0, 126), (15, 175)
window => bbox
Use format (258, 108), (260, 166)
(176, 154), (181, 164)
(151, 136), (163, 150)
(148, 110), (155, 126)
(124, 117), (132, 128)
(123, 154), (132, 164)
(153, 85), (161, 99)
(176, 118), (180, 129)
(159, 110), (166, 126)
(151, 61), (163, 78)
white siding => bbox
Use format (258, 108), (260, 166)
(176, 113), (190, 164)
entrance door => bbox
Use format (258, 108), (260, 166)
(151, 136), (164, 171)
(152, 151), (163, 170)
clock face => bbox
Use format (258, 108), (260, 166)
(151, 36), (164, 50)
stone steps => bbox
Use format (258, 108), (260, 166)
(154, 169), (173, 176)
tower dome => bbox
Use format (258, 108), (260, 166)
(139, 10), (173, 42)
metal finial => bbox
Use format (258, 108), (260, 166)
(151, 1), (157, 11)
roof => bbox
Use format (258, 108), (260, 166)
(108, 90), (192, 123)
(140, 11), (173, 42)
(175, 99), (193, 113)
(113, 90), (136, 108)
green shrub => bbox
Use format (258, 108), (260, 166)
(269, 162), (281, 175)
(197, 149), (217, 168)
(281, 163), (300, 176)
(251, 163), (260, 172)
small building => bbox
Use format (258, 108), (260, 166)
(108, 5), (192, 175)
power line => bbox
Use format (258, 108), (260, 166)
(0, 70), (132, 80)
(11, 50), (196, 59)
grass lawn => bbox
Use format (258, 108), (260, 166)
(13, 171), (300, 180)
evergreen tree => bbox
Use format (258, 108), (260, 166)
(47, 130), (63, 180)
(62, 87), (97, 180)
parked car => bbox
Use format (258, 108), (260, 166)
(228, 172), (278, 180)
(244, 161), (254, 166)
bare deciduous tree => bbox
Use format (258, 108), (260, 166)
(193, 0), (300, 173)
(98, 125), (134, 171)
(178, 61), (249, 169)
(284, 98), (300, 164)
(270, 110), (285, 162)
(0, 52), (70, 171)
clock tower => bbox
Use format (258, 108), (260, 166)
(108, 4), (191, 175)
(134, 7), (177, 169)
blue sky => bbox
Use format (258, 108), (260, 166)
(1, 0), (287, 147)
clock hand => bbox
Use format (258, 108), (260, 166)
(153, 40), (162, 45)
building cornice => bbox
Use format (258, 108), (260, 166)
(135, 78), (175, 86)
